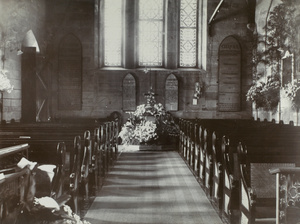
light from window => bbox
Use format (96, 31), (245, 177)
(180, 0), (198, 67)
(138, 0), (164, 66)
(104, 0), (122, 66)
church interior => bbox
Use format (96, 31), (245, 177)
(1, 0), (300, 223)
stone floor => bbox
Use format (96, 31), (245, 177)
(84, 147), (225, 224)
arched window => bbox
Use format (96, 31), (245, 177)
(100, 0), (207, 69)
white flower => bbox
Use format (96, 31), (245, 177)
(0, 69), (13, 93)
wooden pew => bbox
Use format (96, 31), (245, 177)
(192, 122), (200, 175)
(182, 119), (189, 160)
(51, 142), (67, 200)
(76, 120), (120, 200)
(0, 167), (31, 224)
(0, 143), (29, 173)
(0, 144), (32, 224)
(80, 130), (91, 200)
(0, 122), (102, 164)
(99, 124), (106, 178)
(179, 118), (185, 157)
(177, 119), (208, 185)
(238, 143), (295, 224)
(91, 128), (100, 193)
(186, 121), (192, 167)
(198, 125), (206, 184)
(177, 118), (300, 224)
(69, 136), (82, 214)
(111, 121), (119, 160)
(0, 118), (121, 219)
(211, 131), (223, 212)
(221, 136), (240, 223)
(203, 128), (213, 197)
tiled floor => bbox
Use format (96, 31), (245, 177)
(84, 148), (225, 224)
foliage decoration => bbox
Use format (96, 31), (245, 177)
(246, 75), (280, 111)
(247, 0), (296, 111)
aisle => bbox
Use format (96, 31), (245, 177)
(84, 149), (224, 224)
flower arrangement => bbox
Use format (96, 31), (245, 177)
(0, 69), (13, 93)
(118, 118), (158, 145)
(118, 89), (179, 145)
(283, 80), (300, 110)
(246, 75), (280, 111)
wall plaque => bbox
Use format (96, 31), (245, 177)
(58, 34), (82, 110)
(123, 74), (136, 111)
(165, 74), (178, 111)
(218, 36), (241, 112)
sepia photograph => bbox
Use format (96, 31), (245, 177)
(0, 0), (300, 223)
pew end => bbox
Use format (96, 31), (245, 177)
(238, 144), (296, 224)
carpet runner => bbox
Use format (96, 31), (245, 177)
(84, 148), (224, 224)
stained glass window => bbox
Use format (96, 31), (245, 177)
(180, 0), (198, 67)
(138, 0), (164, 66)
(104, 0), (122, 66)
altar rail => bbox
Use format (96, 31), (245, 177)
(178, 118), (300, 224)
